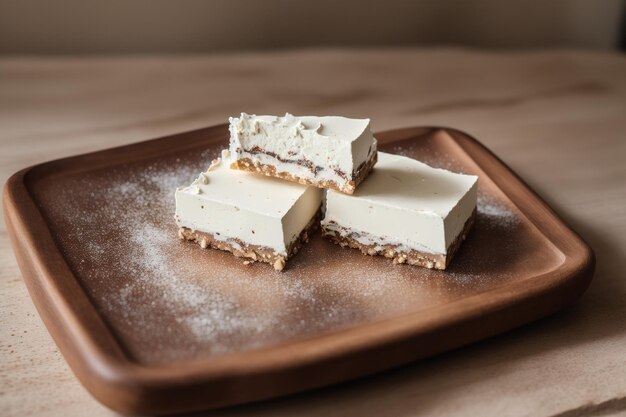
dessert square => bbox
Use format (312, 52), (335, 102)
(228, 113), (377, 194)
(175, 150), (323, 271)
(321, 152), (478, 269)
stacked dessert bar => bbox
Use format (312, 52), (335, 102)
(175, 113), (477, 271)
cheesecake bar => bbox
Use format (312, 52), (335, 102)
(228, 113), (377, 194)
(175, 150), (323, 271)
(321, 152), (478, 270)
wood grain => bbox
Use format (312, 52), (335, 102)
(0, 49), (625, 417)
(3, 124), (594, 414)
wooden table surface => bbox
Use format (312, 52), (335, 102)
(1, 49), (625, 417)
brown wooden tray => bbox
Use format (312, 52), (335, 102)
(3, 125), (594, 415)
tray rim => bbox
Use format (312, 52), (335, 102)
(3, 125), (595, 415)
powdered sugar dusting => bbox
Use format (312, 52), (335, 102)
(477, 193), (520, 229)
(33, 144), (552, 365)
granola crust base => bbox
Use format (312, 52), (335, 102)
(321, 208), (476, 270)
(178, 207), (322, 271)
(230, 151), (377, 195)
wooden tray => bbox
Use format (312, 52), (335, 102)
(3, 125), (594, 415)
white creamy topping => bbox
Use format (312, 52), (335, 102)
(175, 151), (323, 255)
(322, 152), (478, 254)
(228, 113), (376, 185)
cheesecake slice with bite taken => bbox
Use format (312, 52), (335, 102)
(175, 150), (323, 271)
(228, 113), (377, 194)
(321, 152), (478, 270)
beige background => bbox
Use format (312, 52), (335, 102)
(2, 3), (626, 417)
(1, 48), (625, 416)
(0, 0), (624, 54)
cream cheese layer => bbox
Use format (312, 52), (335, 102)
(228, 113), (376, 184)
(175, 151), (323, 255)
(322, 152), (478, 255)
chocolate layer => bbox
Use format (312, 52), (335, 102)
(179, 207), (322, 271)
(321, 208), (476, 270)
(231, 150), (377, 194)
